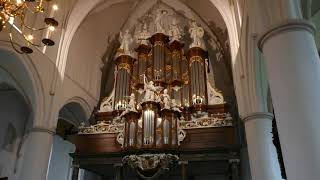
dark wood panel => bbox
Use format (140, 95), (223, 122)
(71, 133), (122, 154)
(179, 127), (235, 151)
(71, 127), (236, 154)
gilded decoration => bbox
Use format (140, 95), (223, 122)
(165, 65), (172, 71)
(172, 50), (181, 59)
(189, 56), (204, 66)
(118, 63), (131, 72)
(138, 54), (148, 61)
(154, 41), (165, 47)
(78, 121), (124, 134)
(122, 154), (179, 180)
(78, 112), (232, 135)
(179, 113), (233, 129)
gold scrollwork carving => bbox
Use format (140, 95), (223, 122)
(118, 63), (131, 73)
(138, 54), (147, 61)
(172, 50), (181, 59)
(189, 56), (204, 66)
(154, 41), (165, 47)
(182, 73), (189, 82)
(166, 65), (172, 71)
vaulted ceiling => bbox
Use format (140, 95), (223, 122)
(66, 0), (227, 69)
(64, 0), (233, 101)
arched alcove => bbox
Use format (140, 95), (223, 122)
(0, 47), (45, 127)
(0, 74), (32, 179)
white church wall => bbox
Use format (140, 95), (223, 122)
(65, 2), (133, 101)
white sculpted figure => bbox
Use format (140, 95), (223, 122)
(119, 29), (133, 55)
(154, 10), (167, 34)
(99, 100), (113, 112)
(127, 93), (137, 112)
(161, 89), (171, 109)
(189, 21), (205, 49)
(168, 18), (182, 42)
(144, 81), (156, 101)
(143, 75), (157, 101)
(171, 99), (182, 112)
(136, 23), (151, 45)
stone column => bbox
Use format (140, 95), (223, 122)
(18, 127), (54, 180)
(114, 163), (123, 180)
(229, 159), (240, 180)
(71, 166), (80, 180)
(180, 161), (188, 180)
(258, 19), (320, 180)
(243, 113), (282, 180)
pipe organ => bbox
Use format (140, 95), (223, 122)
(98, 24), (220, 150)
(75, 8), (236, 179)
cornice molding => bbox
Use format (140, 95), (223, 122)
(31, 127), (56, 135)
(258, 19), (316, 51)
(242, 112), (274, 123)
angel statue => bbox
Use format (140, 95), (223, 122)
(143, 75), (157, 101)
(161, 89), (171, 109)
(127, 93), (137, 112)
(154, 9), (167, 34)
(119, 29), (133, 55)
(168, 18), (183, 42)
(189, 21), (205, 49)
(136, 23), (151, 46)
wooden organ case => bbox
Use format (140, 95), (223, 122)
(71, 8), (240, 180)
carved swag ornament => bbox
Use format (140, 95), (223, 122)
(122, 154), (179, 180)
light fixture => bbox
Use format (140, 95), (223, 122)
(0, 0), (59, 54)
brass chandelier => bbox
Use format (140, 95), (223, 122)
(0, 0), (59, 54)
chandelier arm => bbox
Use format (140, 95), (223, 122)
(21, 34), (43, 47)
(8, 23), (43, 48)
(22, 23), (48, 31)
(8, 3), (26, 16)
(8, 27), (24, 54)
(24, 5), (43, 14)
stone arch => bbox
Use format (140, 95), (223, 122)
(59, 97), (91, 126)
(210, 0), (240, 63)
(0, 45), (45, 128)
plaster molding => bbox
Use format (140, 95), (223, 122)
(258, 19), (316, 51)
(31, 127), (56, 135)
(242, 112), (274, 123)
